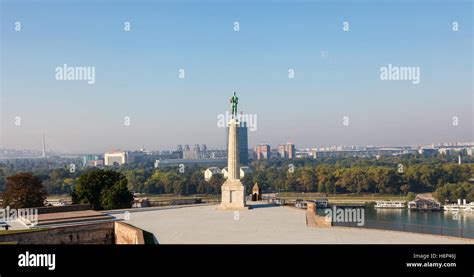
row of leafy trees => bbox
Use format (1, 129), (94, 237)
(1, 163), (473, 209)
(244, 163), (474, 195)
(2, 153), (472, 195)
(1, 155), (473, 208)
(0, 167), (76, 195)
(434, 183), (474, 203)
(117, 155), (474, 196)
(110, 162), (474, 199)
(1, 170), (133, 210)
(140, 170), (223, 195)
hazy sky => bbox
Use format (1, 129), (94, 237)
(1, 0), (472, 153)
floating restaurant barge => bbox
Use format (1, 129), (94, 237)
(295, 199), (329, 209)
(375, 200), (405, 209)
(408, 198), (442, 211)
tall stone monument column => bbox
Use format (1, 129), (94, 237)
(219, 93), (247, 210)
(227, 118), (240, 180)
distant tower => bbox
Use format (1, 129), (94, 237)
(226, 120), (249, 165)
(41, 132), (47, 158)
(194, 144), (201, 159)
(286, 143), (296, 159)
(201, 144), (208, 159)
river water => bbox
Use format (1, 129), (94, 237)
(364, 208), (474, 230)
(316, 207), (474, 238)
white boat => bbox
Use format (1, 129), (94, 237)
(443, 201), (474, 212)
(295, 200), (308, 209)
(443, 205), (459, 211)
(375, 200), (405, 209)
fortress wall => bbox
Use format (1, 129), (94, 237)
(114, 221), (145, 244)
(0, 222), (114, 244)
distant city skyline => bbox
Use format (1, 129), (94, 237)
(1, 137), (473, 157)
(1, 1), (472, 153)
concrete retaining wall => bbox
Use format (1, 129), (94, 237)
(114, 222), (145, 244)
(306, 202), (332, 227)
(0, 221), (150, 244)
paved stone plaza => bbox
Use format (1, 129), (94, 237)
(112, 204), (474, 244)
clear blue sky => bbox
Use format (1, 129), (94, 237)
(1, 0), (472, 153)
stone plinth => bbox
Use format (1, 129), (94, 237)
(219, 179), (247, 210)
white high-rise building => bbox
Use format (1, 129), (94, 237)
(104, 151), (128, 166)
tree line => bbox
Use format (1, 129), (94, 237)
(97, 160), (474, 197)
(0, 155), (474, 208)
(1, 170), (133, 210)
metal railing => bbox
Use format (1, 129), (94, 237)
(149, 198), (220, 207)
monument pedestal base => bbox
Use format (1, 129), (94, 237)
(217, 180), (248, 210)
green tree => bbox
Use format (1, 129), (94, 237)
(241, 172), (254, 193)
(43, 168), (72, 194)
(72, 169), (133, 210)
(144, 170), (165, 193)
(208, 174), (224, 194)
(100, 178), (134, 210)
(325, 182), (335, 194)
(285, 172), (298, 191)
(368, 167), (400, 194)
(2, 172), (47, 208)
(335, 167), (369, 193)
(252, 172), (267, 190)
(434, 182), (473, 203)
(298, 167), (316, 191)
(125, 169), (148, 193)
(406, 192), (416, 201)
(400, 184), (410, 194)
(163, 172), (184, 194)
